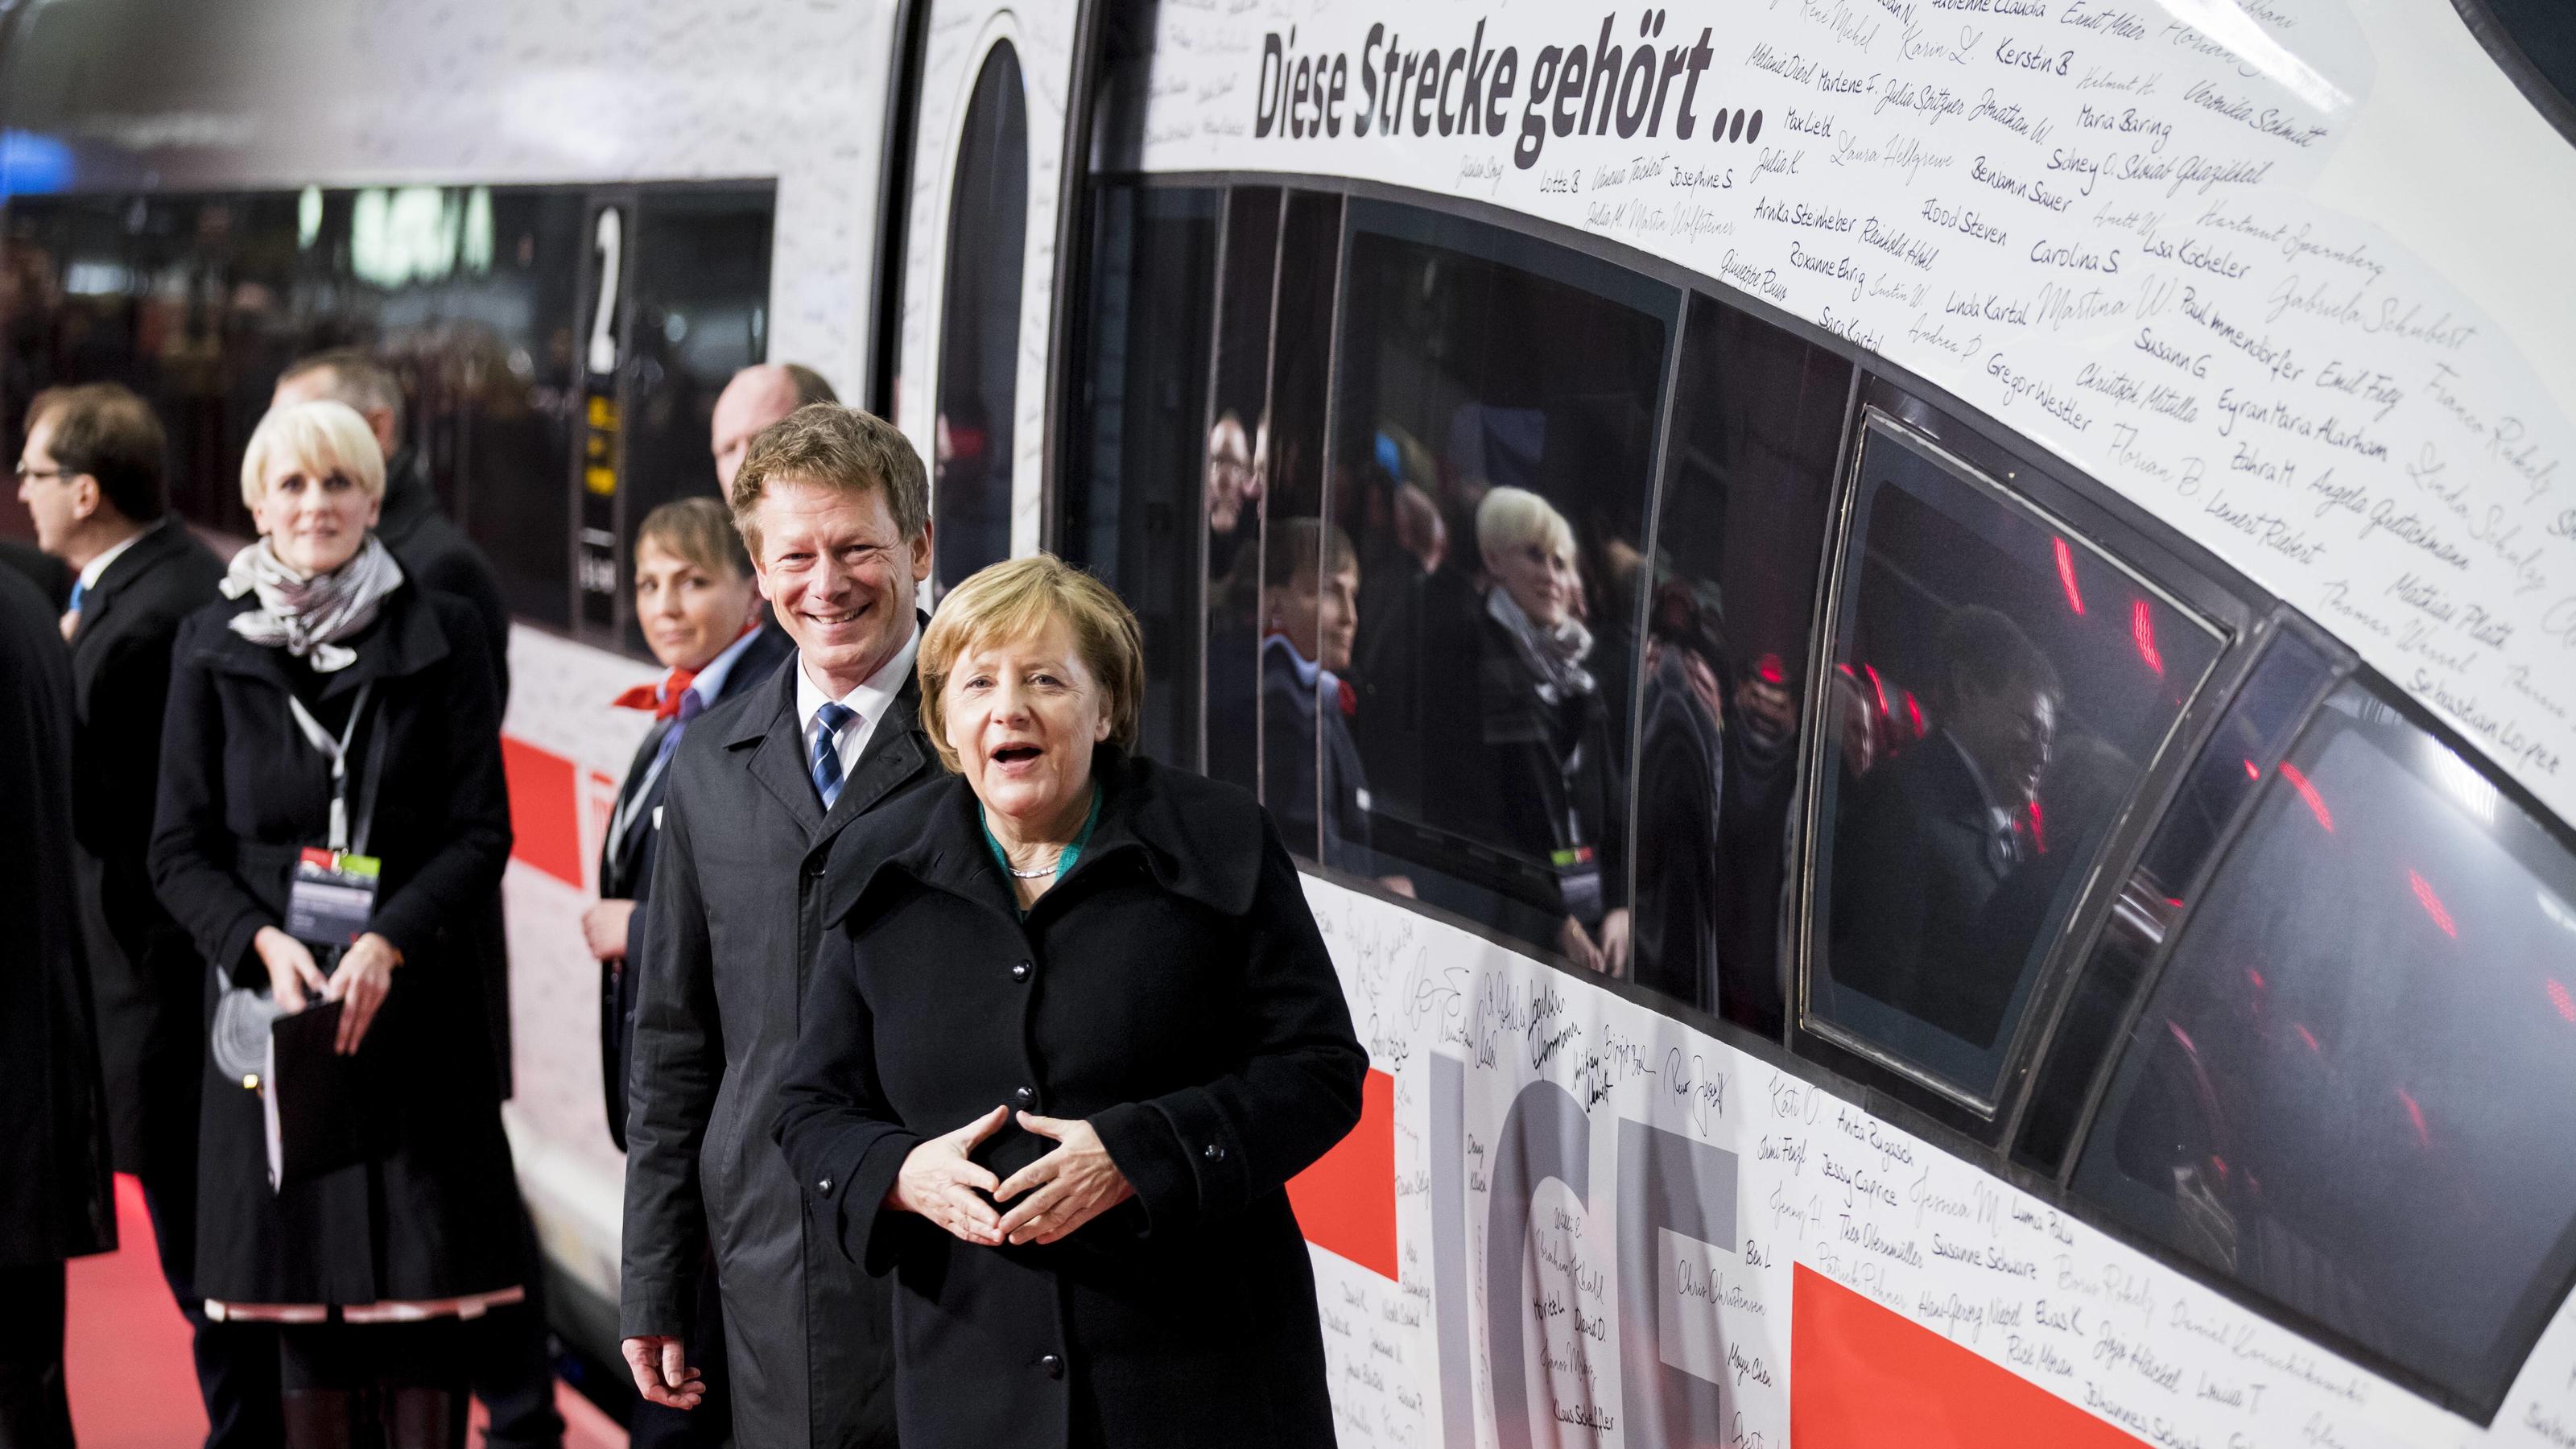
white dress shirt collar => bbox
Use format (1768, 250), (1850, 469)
(76, 516), (163, 592)
(795, 619), (923, 780)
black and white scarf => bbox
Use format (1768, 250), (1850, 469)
(221, 535), (406, 672)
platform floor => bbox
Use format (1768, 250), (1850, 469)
(66, 1174), (625, 1448)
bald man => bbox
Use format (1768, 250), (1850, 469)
(712, 364), (837, 489)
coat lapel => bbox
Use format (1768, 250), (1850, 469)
(732, 663), (826, 836)
(814, 677), (929, 844)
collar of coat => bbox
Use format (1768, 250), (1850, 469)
(76, 515), (195, 621)
(711, 616), (935, 840)
(187, 575), (450, 699)
(820, 745), (1269, 931)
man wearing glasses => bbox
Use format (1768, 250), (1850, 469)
(14, 383), (262, 1443)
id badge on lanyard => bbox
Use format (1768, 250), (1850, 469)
(283, 683), (379, 951)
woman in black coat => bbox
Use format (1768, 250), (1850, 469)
(149, 400), (519, 1448)
(773, 554), (1367, 1449)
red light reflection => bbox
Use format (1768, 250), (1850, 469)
(2244, 758), (2260, 781)
(2028, 799), (2047, 855)
(2407, 869), (2458, 939)
(2054, 537), (2086, 615)
(1862, 663), (1892, 720)
(2397, 1088), (2433, 1150)
(1904, 691), (1926, 737)
(2293, 1024), (2321, 1055)
(2277, 761), (2334, 832)
(2547, 978), (2576, 1024)
(2131, 599), (2164, 675)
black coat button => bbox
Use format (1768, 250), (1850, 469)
(1011, 961), (1030, 981)
(1038, 1353), (1063, 1379)
(1015, 1086), (1036, 1106)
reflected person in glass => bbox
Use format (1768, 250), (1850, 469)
(1475, 487), (1629, 975)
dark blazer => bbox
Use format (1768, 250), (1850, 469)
(773, 750), (1367, 1449)
(598, 622), (794, 1147)
(149, 579), (522, 1304)
(621, 635), (935, 1449)
(66, 518), (225, 1171)
(1828, 734), (2017, 1044)
(0, 566), (116, 1267)
(0, 537), (69, 609)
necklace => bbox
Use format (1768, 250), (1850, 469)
(1005, 860), (1059, 879)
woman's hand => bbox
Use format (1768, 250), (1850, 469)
(993, 1113), (1136, 1246)
(1597, 908), (1633, 979)
(583, 898), (638, 962)
(324, 932), (402, 1055)
(1559, 915), (1608, 974)
(890, 1104), (1009, 1246)
(254, 926), (329, 1012)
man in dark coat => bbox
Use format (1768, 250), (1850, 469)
(0, 564), (118, 1448)
(0, 536), (68, 606)
(1829, 605), (2061, 1046)
(15, 383), (269, 1444)
(269, 349), (558, 1447)
(621, 403), (934, 1447)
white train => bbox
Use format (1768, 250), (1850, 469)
(8, 0), (2576, 1443)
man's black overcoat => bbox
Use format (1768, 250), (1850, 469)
(773, 749), (1366, 1449)
(621, 638), (934, 1449)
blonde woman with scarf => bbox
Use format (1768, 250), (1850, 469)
(149, 399), (518, 1449)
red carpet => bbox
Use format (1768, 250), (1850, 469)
(66, 1173), (625, 1448)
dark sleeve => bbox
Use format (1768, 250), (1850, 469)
(148, 621), (272, 984)
(771, 916), (923, 1278)
(621, 770), (725, 1337)
(1089, 822), (1368, 1234)
(602, 829), (658, 1150)
(71, 624), (180, 867)
(364, 606), (512, 961)
(1827, 768), (1925, 1000)
(414, 547), (512, 705)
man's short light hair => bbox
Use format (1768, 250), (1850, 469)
(729, 403), (928, 556)
(916, 554), (1142, 774)
(1474, 485), (1575, 563)
(278, 348), (406, 441)
(241, 400), (386, 511)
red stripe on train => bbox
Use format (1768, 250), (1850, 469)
(1792, 1265), (2145, 1449)
(1290, 1067), (1397, 1279)
(501, 736), (586, 889)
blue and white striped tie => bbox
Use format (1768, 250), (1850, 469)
(811, 701), (857, 809)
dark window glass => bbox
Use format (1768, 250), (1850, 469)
(1201, 188), (1279, 802)
(1, 184), (599, 630)
(2073, 683), (2576, 1410)
(933, 41), (1028, 596)
(1332, 200), (1673, 966)
(618, 188), (774, 654)
(1063, 184), (1218, 770)
(2016, 627), (2334, 1172)
(1631, 296), (1849, 1030)
(1809, 413), (2225, 1105)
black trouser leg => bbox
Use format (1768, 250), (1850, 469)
(463, 1201), (560, 1449)
(0, 1262), (75, 1449)
(140, 1155), (280, 1449)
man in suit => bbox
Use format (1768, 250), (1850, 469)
(269, 352), (560, 1447)
(16, 383), (264, 1445)
(622, 403), (934, 1448)
(1828, 605), (2062, 1048)
(0, 562), (117, 1449)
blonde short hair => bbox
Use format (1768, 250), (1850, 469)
(1474, 485), (1574, 563)
(730, 402), (927, 557)
(636, 497), (752, 581)
(917, 554), (1143, 774)
(241, 399), (386, 511)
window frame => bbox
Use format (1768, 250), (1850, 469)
(1787, 389), (2260, 1141)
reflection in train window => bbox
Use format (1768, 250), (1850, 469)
(1063, 184), (1219, 770)
(1330, 200), (1674, 968)
(932, 40), (1028, 595)
(1199, 187), (1278, 804)
(1210, 190), (1340, 860)
(1807, 415), (2223, 1105)
(2073, 683), (2576, 1412)
(1630, 295), (1851, 1031)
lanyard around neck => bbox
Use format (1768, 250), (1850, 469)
(285, 682), (374, 854)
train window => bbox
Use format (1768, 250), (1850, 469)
(1062, 184), (1219, 769)
(1201, 188), (1281, 803)
(932, 40), (1030, 596)
(1630, 295), (1850, 1030)
(2071, 681), (2576, 1412)
(2015, 625), (2337, 1173)
(618, 188), (776, 653)
(1806, 413), (2225, 1108)
(1331, 199), (1674, 967)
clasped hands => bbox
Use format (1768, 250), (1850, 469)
(891, 1105), (1134, 1249)
(254, 924), (401, 1055)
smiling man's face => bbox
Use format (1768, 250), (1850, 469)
(748, 474), (931, 695)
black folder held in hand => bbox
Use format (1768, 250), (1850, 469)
(261, 1002), (376, 1191)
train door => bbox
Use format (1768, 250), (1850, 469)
(880, 1), (1085, 595)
